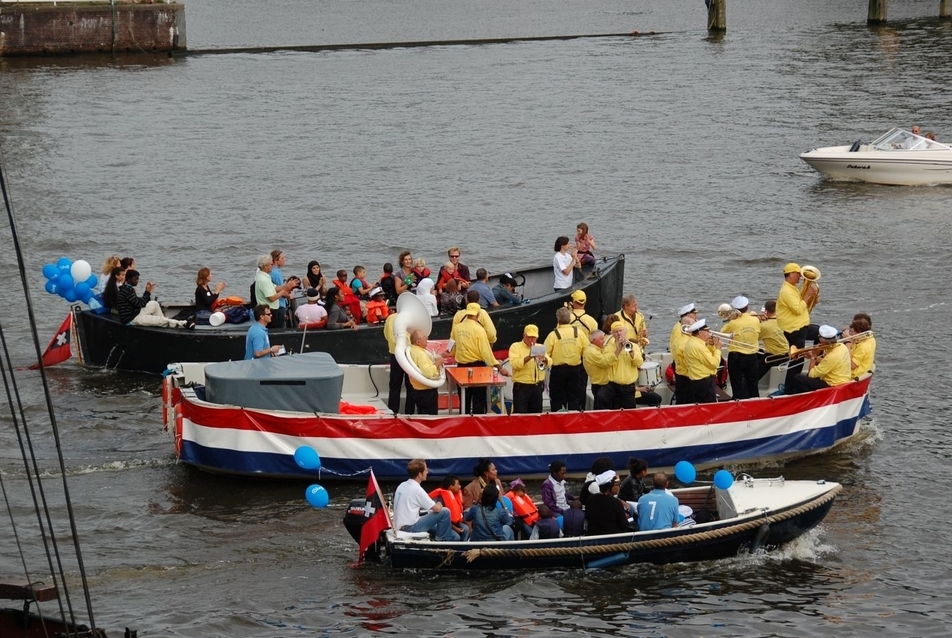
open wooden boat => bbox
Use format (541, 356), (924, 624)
(342, 476), (842, 570)
(74, 254), (625, 374)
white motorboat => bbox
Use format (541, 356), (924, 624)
(800, 128), (952, 186)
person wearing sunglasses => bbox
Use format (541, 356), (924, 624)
(245, 304), (282, 359)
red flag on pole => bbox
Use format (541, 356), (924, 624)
(358, 469), (392, 564)
(30, 314), (73, 370)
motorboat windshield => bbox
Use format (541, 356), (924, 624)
(870, 128), (951, 151)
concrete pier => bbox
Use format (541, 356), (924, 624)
(0, 1), (185, 57)
(941, 0), (951, 19)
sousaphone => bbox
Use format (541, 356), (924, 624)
(393, 292), (446, 389)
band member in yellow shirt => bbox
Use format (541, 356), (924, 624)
(679, 319), (722, 404)
(509, 324), (550, 413)
(757, 299), (788, 382)
(617, 294), (648, 350)
(721, 295), (761, 400)
(846, 314), (875, 378)
(543, 307), (589, 411)
(777, 262), (817, 392)
(598, 321), (642, 409)
(786, 325), (851, 394)
(451, 303), (508, 414)
(583, 330), (612, 408)
(408, 329), (445, 414)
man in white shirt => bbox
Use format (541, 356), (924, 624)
(392, 459), (459, 541)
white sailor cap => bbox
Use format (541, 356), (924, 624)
(678, 303), (697, 317)
(687, 318), (708, 333)
(731, 295), (749, 310)
(595, 469), (618, 486)
(818, 325), (838, 340)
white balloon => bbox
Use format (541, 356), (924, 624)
(209, 311), (226, 327)
(70, 259), (92, 282)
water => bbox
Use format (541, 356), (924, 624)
(2, 1), (952, 635)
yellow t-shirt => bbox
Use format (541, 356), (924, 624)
(758, 317), (788, 356)
(509, 340), (548, 385)
(682, 336), (721, 381)
(722, 313), (760, 355)
(808, 342), (851, 386)
(544, 325), (589, 366)
(583, 342), (613, 386)
(605, 336), (643, 386)
(408, 344), (441, 390)
(450, 318), (497, 366)
(453, 307), (497, 344)
(777, 280), (809, 333)
(850, 336), (876, 377)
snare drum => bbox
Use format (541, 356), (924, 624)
(637, 361), (662, 388)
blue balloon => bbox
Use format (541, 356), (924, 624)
(75, 282), (90, 298)
(58, 274), (74, 291)
(42, 263), (57, 279)
(714, 469), (734, 490)
(499, 495), (513, 512)
(80, 287), (94, 304)
(56, 257), (72, 273)
(293, 446), (321, 470)
(305, 484), (329, 508)
(62, 288), (78, 303)
(85, 274), (98, 288)
(44, 280), (58, 295)
(674, 460), (696, 484)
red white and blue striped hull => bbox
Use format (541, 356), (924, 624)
(169, 376), (872, 481)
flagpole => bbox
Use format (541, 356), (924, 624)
(70, 307), (83, 367)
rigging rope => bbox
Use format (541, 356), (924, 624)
(0, 144), (98, 630)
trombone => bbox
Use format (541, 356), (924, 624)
(799, 265), (821, 312)
(764, 329), (874, 364)
(709, 330), (764, 353)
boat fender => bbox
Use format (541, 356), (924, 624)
(298, 320), (327, 330)
(750, 523), (770, 554)
(161, 375), (171, 428)
(585, 552), (628, 570)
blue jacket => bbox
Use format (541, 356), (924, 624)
(464, 504), (513, 541)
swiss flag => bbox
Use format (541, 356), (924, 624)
(358, 469), (392, 564)
(30, 314), (72, 370)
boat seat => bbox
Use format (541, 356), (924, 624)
(848, 140), (862, 152)
(0, 580), (59, 602)
(393, 530), (431, 541)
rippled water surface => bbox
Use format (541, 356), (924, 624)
(1, 1), (951, 635)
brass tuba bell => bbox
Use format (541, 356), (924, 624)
(799, 265), (821, 312)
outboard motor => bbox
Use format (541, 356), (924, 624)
(342, 497), (382, 562)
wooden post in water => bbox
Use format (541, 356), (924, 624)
(941, 0), (951, 19)
(707, 0), (726, 32)
(868, 0), (887, 24)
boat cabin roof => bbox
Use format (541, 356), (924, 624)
(871, 128), (951, 151)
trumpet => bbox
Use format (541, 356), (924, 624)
(537, 357), (547, 371)
(623, 341), (635, 353)
(799, 265), (821, 312)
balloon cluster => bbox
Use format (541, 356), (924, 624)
(673, 460), (734, 490)
(295, 445), (329, 508)
(42, 258), (98, 304)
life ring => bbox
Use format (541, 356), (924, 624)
(298, 319), (327, 330)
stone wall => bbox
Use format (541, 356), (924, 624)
(0, 2), (186, 56)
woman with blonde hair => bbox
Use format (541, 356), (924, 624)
(195, 267), (226, 312)
(97, 255), (120, 294)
